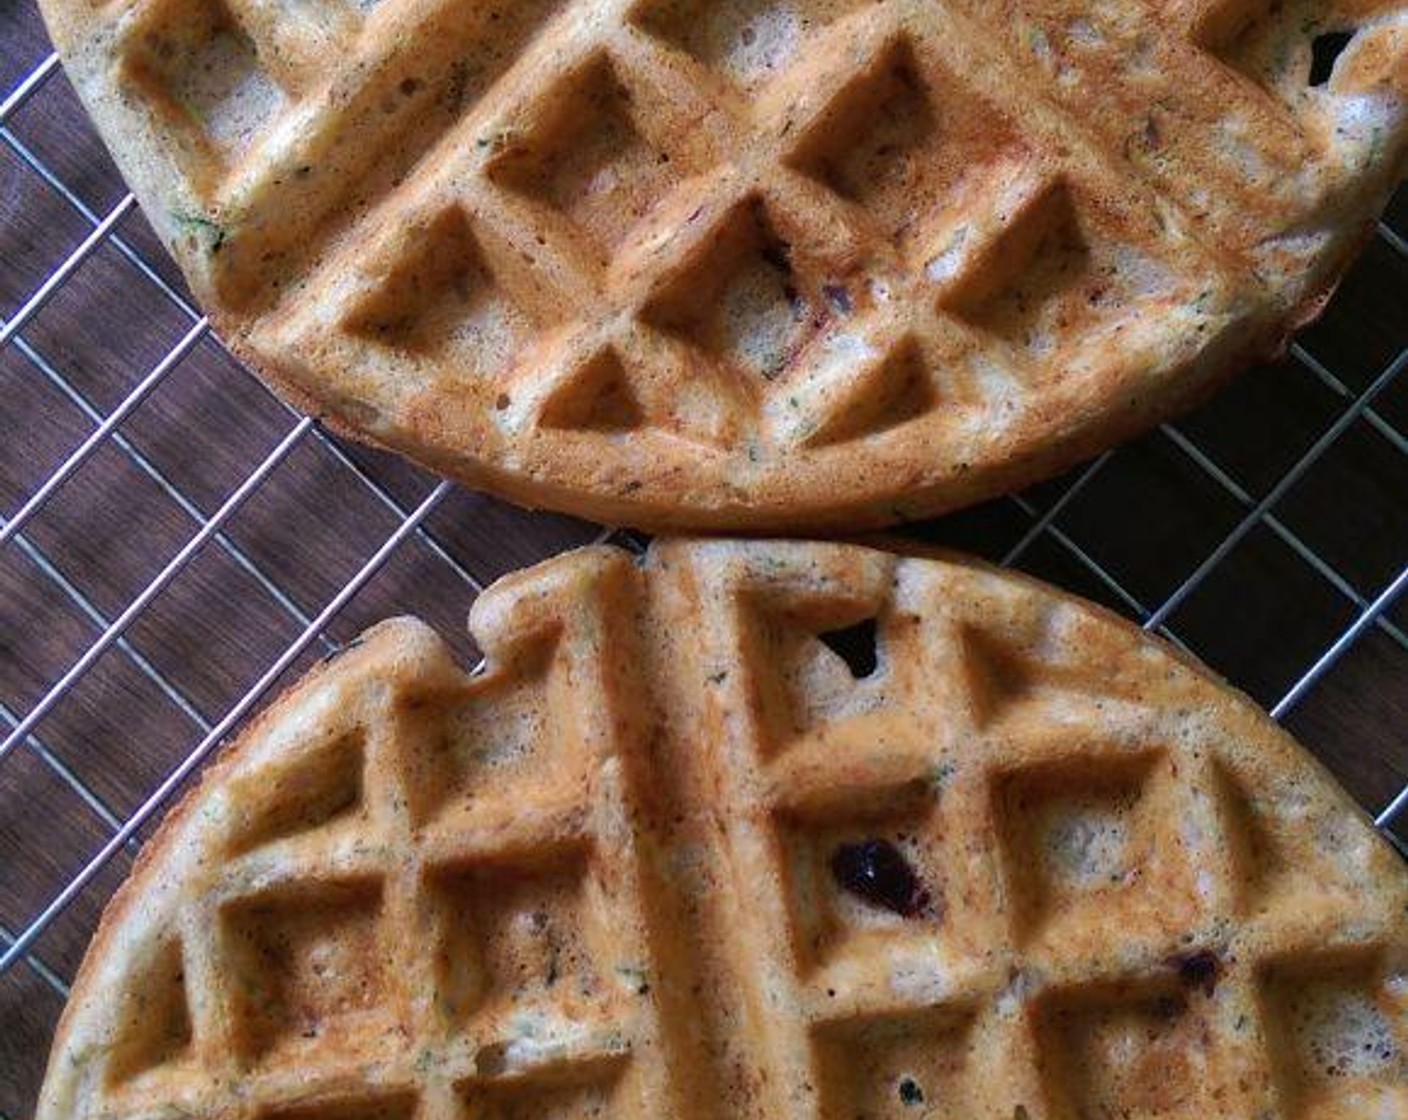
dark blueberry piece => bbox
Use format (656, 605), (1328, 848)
(898, 1077), (924, 1106)
(822, 283), (853, 314)
(1168, 949), (1221, 997)
(829, 839), (930, 916)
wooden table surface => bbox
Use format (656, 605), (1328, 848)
(3, 4), (1407, 1115)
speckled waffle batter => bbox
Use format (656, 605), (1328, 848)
(38, 0), (1408, 529)
(39, 540), (1408, 1120)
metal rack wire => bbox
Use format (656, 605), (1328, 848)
(2, 27), (1407, 1116)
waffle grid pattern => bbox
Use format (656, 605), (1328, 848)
(40, 0), (1408, 525)
(84, 556), (671, 1120)
(219, 0), (1236, 411)
(45, 544), (1407, 1120)
(682, 542), (1406, 1120)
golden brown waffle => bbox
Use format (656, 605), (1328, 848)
(39, 540), (1408, 1120)
(39, 0), (1408, 530)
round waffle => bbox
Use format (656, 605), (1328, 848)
(39, 0), (1408, 530)
(39, 540), (1408, 1120)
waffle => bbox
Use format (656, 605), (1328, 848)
(39, 540), (1408, 1120)
(39, 0), (1408, 530)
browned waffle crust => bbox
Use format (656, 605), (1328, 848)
(38, 0), (1408, 530)
(39, 540), (1408, 1119)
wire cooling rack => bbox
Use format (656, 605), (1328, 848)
(2, 5), (1406, 1113)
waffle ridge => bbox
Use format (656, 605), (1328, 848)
(39, 541), (1408, 1120)
(39, 0), (1408, 529)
